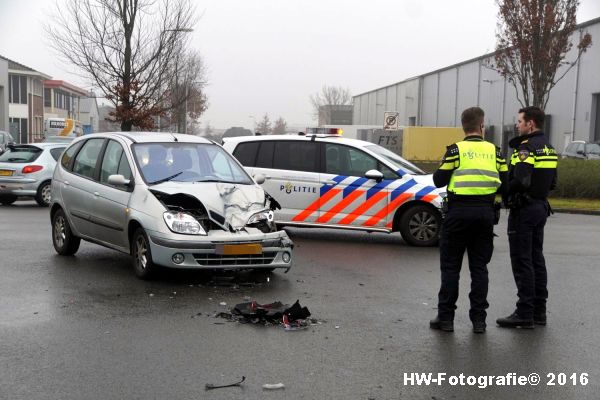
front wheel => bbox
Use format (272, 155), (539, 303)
(52, 209), (81, 255)
(131, 228), (158, 280)
(399, 205), (441, 247)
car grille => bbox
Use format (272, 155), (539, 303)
(193, 252), (277, 266)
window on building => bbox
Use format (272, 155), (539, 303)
(9, 75), (28, 104)
(44, 88), (51, 107)
(9, 117), (28, 143)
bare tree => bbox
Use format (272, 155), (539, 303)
(255, 114), (272, 135)
(46, 0), (207, 131)
(309, 85), (352, 121)
(162, 49), (208, 133)
(492, 0), (592, 110)
(272, 117), (288, 135)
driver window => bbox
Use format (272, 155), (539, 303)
(100, 140), (132, 185)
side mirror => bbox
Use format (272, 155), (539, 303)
(107, 174), (132, 187)
(254, 173), (266, 185)
(365, 169), (384, 182)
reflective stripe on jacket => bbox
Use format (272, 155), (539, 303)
(448, 140), (501, 195)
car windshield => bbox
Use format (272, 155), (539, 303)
(132, 142), (253, 185)
(586, 143), (600, 155)
(364, 144), (426, 175)
(0, 146), (43, 163)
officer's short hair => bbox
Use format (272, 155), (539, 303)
(461, 107), (485, 134)
(518, 106), (545, 129)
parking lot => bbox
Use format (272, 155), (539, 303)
(1, 201), (599, 399)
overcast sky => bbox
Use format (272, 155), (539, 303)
(1, 0), (599, 130)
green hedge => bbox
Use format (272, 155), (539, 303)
(413, 159), (600, 199)
(552, 159), (600, 199)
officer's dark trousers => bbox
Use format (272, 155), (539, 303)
(437, 205), (495, 322)
(508, 200), (548, 319)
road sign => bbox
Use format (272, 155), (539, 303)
(383, 112), (399, 131)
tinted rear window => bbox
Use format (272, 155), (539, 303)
(232, 142), (259, 166)
(273, 141), (318, 172)
(256, 141), (274, 168)
(0, 146), (43, 163)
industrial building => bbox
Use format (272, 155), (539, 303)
(352, 17), (600, 154)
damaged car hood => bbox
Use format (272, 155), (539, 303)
(150, 181), (266, 230)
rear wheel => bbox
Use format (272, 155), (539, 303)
(399, 205), (441, 247)
(35, 181), (52, 207)
(52, 209), (81, 255)
(0, 194), (18, 205)
(131, 228), (158, 280)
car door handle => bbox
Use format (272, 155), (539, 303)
(326, 180), (337, 185)
(64, 181), (70, 186)
(94, 192), (99, 197)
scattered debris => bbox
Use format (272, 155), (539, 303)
(283, 314), (310, 331)
(205, 376), (245, 390)
(191, 312), (203, 319)
(215, 299), (314, 330)
(335, 325), (340, 329)
(219, 302), (227, 306)
(262, 383), (285, 390)
(148, 293), (154, 297)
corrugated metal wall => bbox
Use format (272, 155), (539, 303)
(353, 18), (600, 152)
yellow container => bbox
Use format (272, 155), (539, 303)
(402, 127), (465, 162)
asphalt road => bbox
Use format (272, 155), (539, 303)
(1, 201), (599, 400)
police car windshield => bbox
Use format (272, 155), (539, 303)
(365, 144), (426, 175)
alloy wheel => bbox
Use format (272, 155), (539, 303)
(408, 211), (438, 241)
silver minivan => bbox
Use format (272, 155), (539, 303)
(50, 132), (293, 279)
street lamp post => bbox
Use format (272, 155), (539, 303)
(158, 27), (193, 133)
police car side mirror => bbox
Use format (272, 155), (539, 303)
(365, 169), (384, 182)
(254, 174), (266, 185)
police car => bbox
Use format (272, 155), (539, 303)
(222, 128), (444, 246)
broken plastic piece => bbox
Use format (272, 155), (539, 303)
(262, 383), (285, 390)
(205, 376), (245, 390)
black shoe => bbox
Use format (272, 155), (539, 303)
(534, 313), (547, 326)
(496, 313), (534, 329)
(430, 317), (454, 332)
(472, 321), (486, 334)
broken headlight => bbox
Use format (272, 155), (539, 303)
(247, 209), (274, 225)
(163, 211), (207, 235)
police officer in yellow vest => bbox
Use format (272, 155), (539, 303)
(497, 106), (558, 329)
(430, 107), (508, 334)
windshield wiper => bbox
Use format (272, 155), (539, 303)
(195, 179), (250, 184)
(148, 171), (182, 185)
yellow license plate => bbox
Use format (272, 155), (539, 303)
(216, 243), (263, 255)
(0, 170), (13, 176)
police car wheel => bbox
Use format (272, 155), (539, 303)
(399, 205), (441, 247)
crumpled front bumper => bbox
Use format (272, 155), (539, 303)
(147, 229), (294, 272)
